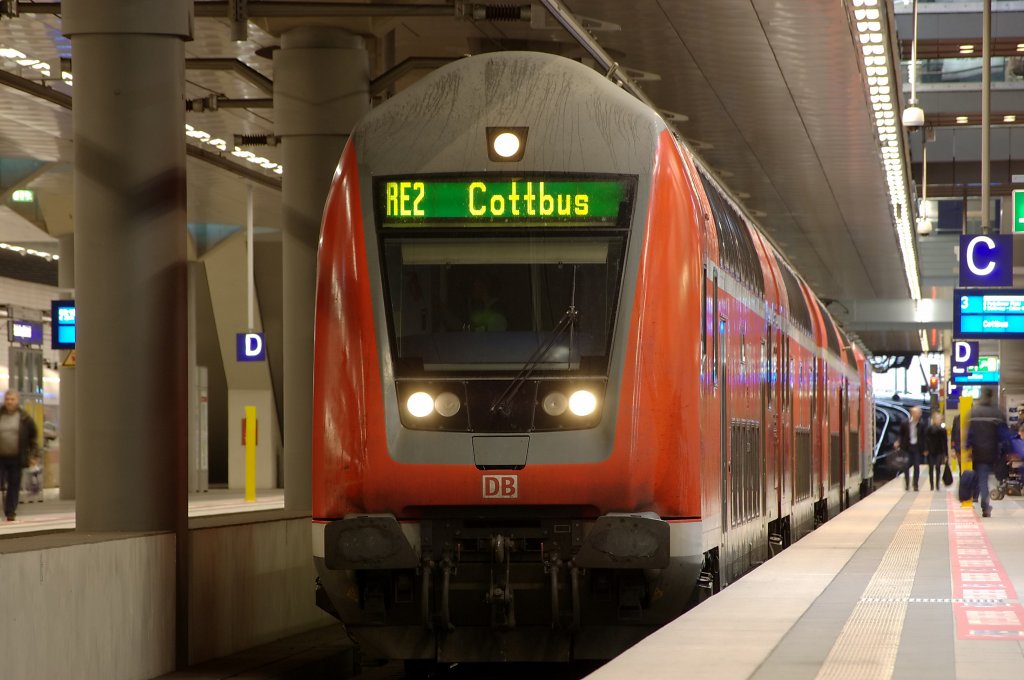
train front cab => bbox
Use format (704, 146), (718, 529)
(311, 61), (711, 662)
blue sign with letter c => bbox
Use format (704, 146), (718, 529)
(960, 234), (1013, 287)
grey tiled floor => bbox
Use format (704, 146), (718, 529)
(590, 481), (1024, 679)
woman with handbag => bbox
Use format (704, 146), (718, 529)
(924, 412), (949, 491)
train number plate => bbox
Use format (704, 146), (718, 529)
(482, 475), (518, 499)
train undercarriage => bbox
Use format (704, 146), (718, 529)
(314, 510), (704, 662)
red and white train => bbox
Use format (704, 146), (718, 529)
(312, 52), (874, 664)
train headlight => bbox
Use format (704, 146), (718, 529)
(486, 126), (528, 162)
(541, 391), (568, 417)
(568, 390), (598, 417)
(434, 392), (461, 417)
(406, 392), (434, 418)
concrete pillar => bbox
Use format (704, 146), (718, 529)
(63, 1), (190, 532)
(57, 234), (75, 500)
(274, 27), (369, 511)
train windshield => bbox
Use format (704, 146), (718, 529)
(381, 236), (626, 374)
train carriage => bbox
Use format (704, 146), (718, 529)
(311, 51), (873, 665)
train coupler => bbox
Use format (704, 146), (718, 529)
(440, 556), (456, 632)
(486, 533), (517, 629)
(546, 556), (563, 628)
(419, 560), (434, 630)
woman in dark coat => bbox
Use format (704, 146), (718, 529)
(924, 411), (949, 491)
(897, 406), (927, 491)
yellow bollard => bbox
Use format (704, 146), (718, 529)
(245, 406), (256, 502)
(960, 396), (972, 509)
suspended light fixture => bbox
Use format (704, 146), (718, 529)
(849, 0), (921, 300)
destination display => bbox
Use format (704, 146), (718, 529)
(51, 299), (76, 349)
(954, 288), (1024, 339)
(8, 319), (42, 345)
(378, 177), (629, 226)
(951, 355), (999, 385)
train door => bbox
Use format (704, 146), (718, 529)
(762, 333), (771, 525)
(812, 357), (827, 527)
(719, 313), (729, 548)
(713, 274), (725, 534)
(835, 382), (846, 510)
(774, 327), (791, 547)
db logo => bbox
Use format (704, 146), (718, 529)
(482, 475), (518, 499)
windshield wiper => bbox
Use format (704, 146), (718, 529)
(490, 265), (580, 417)
(489, 304), (578, 416)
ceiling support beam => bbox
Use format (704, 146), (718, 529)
(370, 56), (455, 97)
(185, 57), (273, 94)
(832, 298), (952, 332)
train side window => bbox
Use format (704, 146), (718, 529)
(701, 267), (707, 361)
(786, 346), (793, 408)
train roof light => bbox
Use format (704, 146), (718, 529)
(487, 127), (528, 162)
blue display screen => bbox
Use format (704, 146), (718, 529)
(51, 300), (76, 349)
(954, 288), (1024, 339)
(951, 355), (999, 385)
(9, 319), (43, 345)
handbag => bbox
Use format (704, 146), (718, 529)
(891, 449), (910, 472)
(942, 461), (954, 487)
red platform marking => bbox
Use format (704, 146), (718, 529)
(946, 495), (1024, 640)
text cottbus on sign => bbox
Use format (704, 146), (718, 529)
(960, 234), (1013, 287)
(952, 340), (979, 369)
(954, 289), (1024, 339)
(236, 332), (266, 362)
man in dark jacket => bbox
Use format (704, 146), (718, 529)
(0, 389), (39, 521)
(967, 387), (1009, 518)
(924, 412), (949, 490)
(897, 406), (927, 491)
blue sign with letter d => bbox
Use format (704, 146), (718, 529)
(236, 332), (266, 361)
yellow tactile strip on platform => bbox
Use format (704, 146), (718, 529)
(815, 493), (931, 680)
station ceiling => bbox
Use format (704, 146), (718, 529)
(0, 1), (974, 356)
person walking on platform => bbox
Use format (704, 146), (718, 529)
(897, 406), (926, 491)
(950, 416), (961, 471)
(966, 386), (1010, 518)
(0, 389), (38, 521)
(924, 412), (948, 490)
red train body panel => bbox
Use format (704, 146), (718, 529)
(311, 52), (873, 663)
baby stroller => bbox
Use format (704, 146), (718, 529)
(990, 439), (1024, 500)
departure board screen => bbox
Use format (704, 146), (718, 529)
(376, 177), (630, 227)
(955, 288), (1024, 339)
(51, 299), (76, 349)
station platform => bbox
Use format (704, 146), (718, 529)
(591, 479), (1024, 679)
(0, 488), (285, 536)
